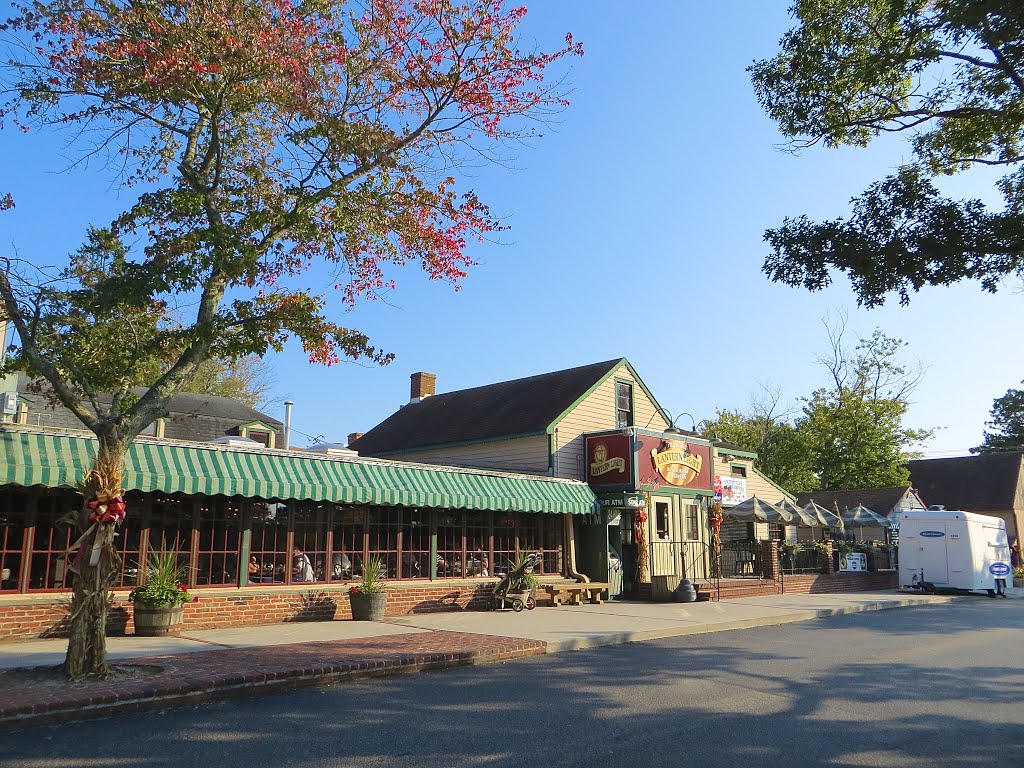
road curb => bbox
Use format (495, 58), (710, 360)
(543, 597), (955, 653)
(0, 636), (545, 732)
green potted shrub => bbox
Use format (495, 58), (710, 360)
(129, 547), (192, 637)
(349, 556), (388, 621)
(1014, 566), (1024, 590)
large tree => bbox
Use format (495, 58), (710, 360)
(750, 1), (1024, 307)
(973, 381), (1024, 453)
(0, 0), (580, 678)
(799, 322), (933, 489)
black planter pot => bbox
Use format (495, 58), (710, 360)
(349, 590), (388, 621)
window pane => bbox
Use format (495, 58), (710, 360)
(465, 511), (491, 577)
(493, 512), (517, 578)
(0, 494), (27, 592)
(250, 502), (289, 584)
(436, 510), (464, 578)
(367, 507), (400, 579)
(28, 493), (78, 591)
(400, 508), (430, 579)
(148, 496), (194, 585)
(293, 501), (328, 583)
(196, 497), (242, 586)
(329, 506), (365, 582)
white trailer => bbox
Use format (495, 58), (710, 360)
(899, 509), (1013, 596)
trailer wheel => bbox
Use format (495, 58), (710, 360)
(512, 598), (525, 612)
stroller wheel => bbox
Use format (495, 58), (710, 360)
(512, 598), (525, 612)
(526, 597), (536, 610)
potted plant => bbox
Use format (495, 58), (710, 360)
(349, 556), (388, 620)
(129, 547), (192, 637)
(1014, 566), (1024, 590)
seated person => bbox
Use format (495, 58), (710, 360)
(292, 547), (315, 582)
(332, 553), (352, 579)
(248, 555), (260, 582)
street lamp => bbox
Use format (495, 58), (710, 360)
(660, 409), (696, 435)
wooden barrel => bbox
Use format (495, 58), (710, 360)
(133, 603), (184, 636)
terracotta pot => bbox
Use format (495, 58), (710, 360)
(349, 591), (387, 621)
(133, 603), (184, 637)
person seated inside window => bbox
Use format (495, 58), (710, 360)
(292, 547), (315, 582)
(332, 553), (352, 580)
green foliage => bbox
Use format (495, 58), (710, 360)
(128, 546), (191, 607)
(510, 553), (540, 592)
(704, 321), (933, 494)
(352, 556), (387, 595)
(750, 1), (1024, 306)
(973, 381), (1024, 453)
(180, 355), (276, 409)
(799, 328), (933, 490)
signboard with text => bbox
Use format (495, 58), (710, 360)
(636, 435), (712, 493)
(585, 434), (633, 488)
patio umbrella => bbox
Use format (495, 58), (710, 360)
(777, 498), (817, 527)
(841, 504), (891, 528)
(802, 501), (843, 528)
(723, 496), (793, 523)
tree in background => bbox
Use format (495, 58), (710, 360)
(973, 382), (1024, 453)
(750, 1), (1024, 307)
(0, 0), (580, 678)
(183, 356), (276, 410)
(800, 321), (934, 489)
(699, 384), (817, 494)
(703, 318), (933, 493)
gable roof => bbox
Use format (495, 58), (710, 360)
(795, 486), (919, 516)
(908, 453), (1024, 512)
(352, 359), (627, 455)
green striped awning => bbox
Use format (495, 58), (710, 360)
(0, 429), (598, 515)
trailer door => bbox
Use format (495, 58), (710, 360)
(908, 524), (949, 584)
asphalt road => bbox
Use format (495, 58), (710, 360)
(3, 598), (1023, 768)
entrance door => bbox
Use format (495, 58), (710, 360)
(607, 513), (623, 598)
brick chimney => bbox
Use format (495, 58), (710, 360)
(347, 432), (364, 446)
(410, 372), (436, 403)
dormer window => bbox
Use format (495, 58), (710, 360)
(247, 430), (271, 448)
(237, 421), (277, 448)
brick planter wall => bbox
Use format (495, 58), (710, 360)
(0, 580), (497, 642)
(781, 570), (899, 595)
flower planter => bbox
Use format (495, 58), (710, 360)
(133, 602), (184, 637)
(349, 591), (387, 621)
(1013, 577), (1024, 589)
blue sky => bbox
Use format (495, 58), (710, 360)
(2, 2), (1021, 457)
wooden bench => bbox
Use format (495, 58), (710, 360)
(543, 581), (610, 607)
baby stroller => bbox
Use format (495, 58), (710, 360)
(489, 551), (541, 612)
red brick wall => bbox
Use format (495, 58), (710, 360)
(781, 571), (899, 594)
(0, 581), (496, 642)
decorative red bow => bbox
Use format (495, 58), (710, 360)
(87, 494), (127, 524)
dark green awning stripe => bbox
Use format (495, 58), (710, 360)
(0, 430), (597, 515)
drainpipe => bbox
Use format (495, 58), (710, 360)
(563, 514), (590, 583)
(283, 401), (293, 449)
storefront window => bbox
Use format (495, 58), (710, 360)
(400, 508), (430, 579)
(27, 493), (77, 591)
(0, 494), (26, 592)
(464, 510), (491, 577)
(148, 496), (195, 585)
(367, 507), (400, 579)
(436, 511), (464, 578)
(684, 502), (699, 541)
(250, 502), (289, 584)
(196, 497), (242, 586)
(294, 501), (329, 582)
(329, 506), (365, 581)
(111, 494), (143, 589)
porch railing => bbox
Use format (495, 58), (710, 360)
(648, 540), (720, 601)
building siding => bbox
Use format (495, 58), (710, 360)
(553, 364), (667, 480)
(377, 435), (550, 475)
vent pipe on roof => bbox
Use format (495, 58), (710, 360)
(283, 400), (293, 449)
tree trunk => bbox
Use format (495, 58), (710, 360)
(63, 432), (128, 680)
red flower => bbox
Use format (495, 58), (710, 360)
(350, 586), (359, 594)
(177, 584), (188, 591)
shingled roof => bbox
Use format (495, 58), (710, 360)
(795, 486), (920, 516)
(351, 359), (626, 455)
(908, 453), (1024, 512)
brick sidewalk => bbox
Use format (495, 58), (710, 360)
(0, 631), (546, 730)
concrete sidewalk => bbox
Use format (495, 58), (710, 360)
(0, 591), (967, 729)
